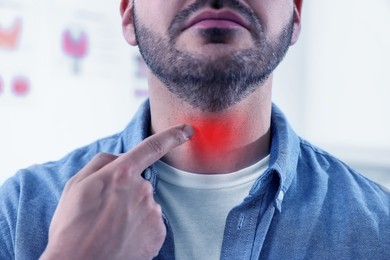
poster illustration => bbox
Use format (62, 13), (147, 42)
(0, 0), (148, 184)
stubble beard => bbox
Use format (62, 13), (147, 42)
(133, 2), (294, 112)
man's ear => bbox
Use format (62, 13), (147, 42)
(120, 0), (137, 46)
(290, 0), (303, 45)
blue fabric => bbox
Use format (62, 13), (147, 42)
(1, 100), (389, 259)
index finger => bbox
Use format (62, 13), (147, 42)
(115, 124), (193, 175)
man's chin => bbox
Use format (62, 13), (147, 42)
(175, 33), (253, 56)
(177, 44), (244, 63)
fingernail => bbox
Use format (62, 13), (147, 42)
(181, 124), (194, 140)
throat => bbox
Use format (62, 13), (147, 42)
(162, 116), (271, 174)
(149, 80), (273, 174)
(191, 119), (237, 161)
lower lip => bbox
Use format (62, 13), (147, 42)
(192, 19), (243, 29)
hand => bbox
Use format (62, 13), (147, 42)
(40, 124), (193, 260)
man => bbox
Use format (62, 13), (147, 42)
(1, 0), (389, 259)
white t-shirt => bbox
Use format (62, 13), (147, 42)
(154, 156), (270, 260)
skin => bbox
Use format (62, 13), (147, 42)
(42, 0), (303, 259)
(41, 125), (194, 259)
(123, 0), (303, 173)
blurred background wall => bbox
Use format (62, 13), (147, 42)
(1, 0), (389, 187)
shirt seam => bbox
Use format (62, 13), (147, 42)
(299, 139), (389, 191)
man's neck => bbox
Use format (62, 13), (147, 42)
(148, 75), (273, 174)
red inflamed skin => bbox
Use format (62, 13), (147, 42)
(160, 107), (271, 174)
(178, 115), (247, 174)
(191, 120), (235, 157)
(149, 87), (272, 174)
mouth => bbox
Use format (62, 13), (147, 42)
(183, 10), (250, 31)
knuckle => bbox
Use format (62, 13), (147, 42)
(112, 166), (136, 186)
(111, 171), (125, 186)
(151, 212), (166, 244)
(139, 181), (154, 196)
(151, 203), (163, 218)
(145, 138), (165, 156)
(173, 128), (186, 144)
(114, 164), (132, 177)
(75, 180), (102, 200)
(64, 177), (75, 191)
(145, 201), (163, 222)
(93, 152), (116, 163)
(142, 244), (162, 259)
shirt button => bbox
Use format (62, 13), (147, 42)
(277, 191), (285, 201)
(144, 168), (152, 181)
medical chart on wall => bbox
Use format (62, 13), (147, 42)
(0, 0), (148, 184)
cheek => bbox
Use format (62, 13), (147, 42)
(136, 1), (185, 31)
(249, 0), (293, 39)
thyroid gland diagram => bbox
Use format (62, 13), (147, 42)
(0, 18), (22, 50)
(11, 76), (30, 97)
(61, 28), (89, 74)
(0, 75), (30, 97)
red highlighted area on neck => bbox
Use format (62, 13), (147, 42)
(190, 119), (236, 157)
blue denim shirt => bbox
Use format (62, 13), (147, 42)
(1, 101), (389, 259)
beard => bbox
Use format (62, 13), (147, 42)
(133, 0), (294, 112)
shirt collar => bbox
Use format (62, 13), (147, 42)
(120, 99), (152, 152)
(119, 100), (301, 211)
(267, 104), (301, 212)
(119, 100), (160, 187)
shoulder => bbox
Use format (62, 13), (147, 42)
(272, 138), (390, 256)
(2, 131), (124, 196)
(295, 137), (390, 215)
(1, 130), (125, 200)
